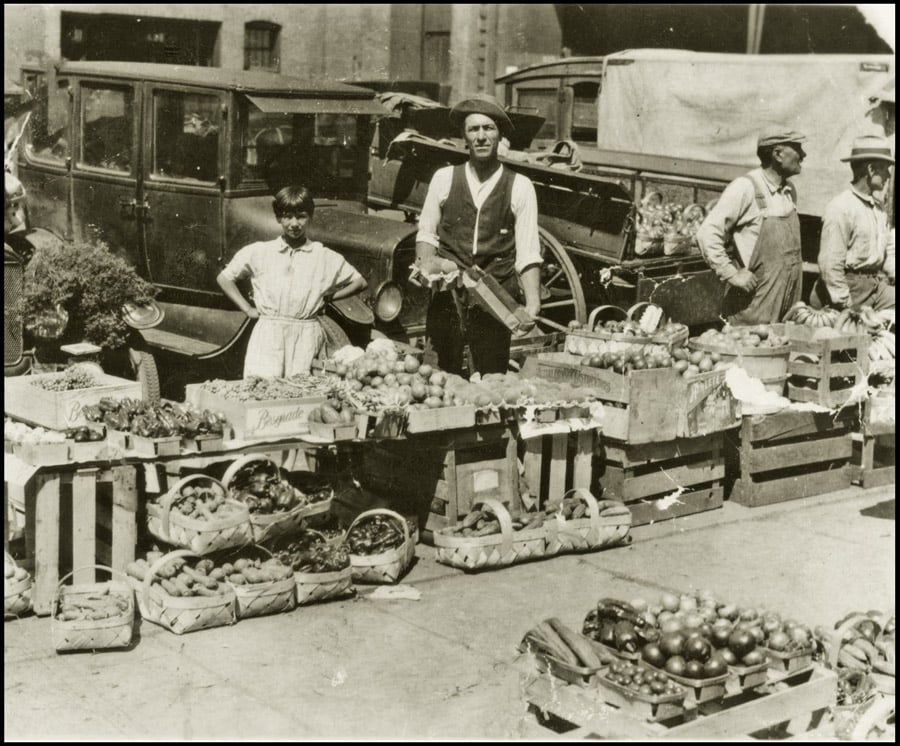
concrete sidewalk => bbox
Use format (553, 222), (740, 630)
(4, 484), (895, 741)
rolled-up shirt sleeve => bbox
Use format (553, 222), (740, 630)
(415, 167), (452, 249)
(220, 244), (256, 282)
(512, 174), (542, 273)
(818, 202), (852, 307)
(696, 180), (754, 283)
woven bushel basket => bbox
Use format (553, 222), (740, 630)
(544, 489), (632, 555)
(433, 498), (551, 571)
(5, 575), (33, 618)
(137, 550), (236, 635)
(51, 565), (134, 652)
(222, 456), (334, 543)
(295, 566), (353, 605)
(231, 576), (296, 619)
(147, 474), (253, 555)
(349, 508), (415, 585)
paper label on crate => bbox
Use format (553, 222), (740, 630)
(472, 469), (500, 493)
(246, 405), (317, 436)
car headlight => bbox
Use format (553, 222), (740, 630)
(373, 281), (403, 322)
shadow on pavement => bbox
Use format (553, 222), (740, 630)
(860, 499), (895, 520)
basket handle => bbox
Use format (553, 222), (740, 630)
(141, 548), (200, 612)
(221, 454), (279, 490)
(473, 498), (514, 558)
(587, 305), (627, 332)
(52, 564), (133, 617)
(349, 508), (411, 545)
(156, 474), (229, 540)
(555, 488), (602, 531)
(683, 203), (706, 223)
(640, 191), (664, 210)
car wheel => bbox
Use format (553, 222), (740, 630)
(129, 348), (160, 404)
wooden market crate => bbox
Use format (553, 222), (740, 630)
(524, 663), (837, 739)
(848, 394), (895, 488)
(725, 409), (855, 508)
(521, 429), (598, 509)
(20, 466), (139, 616)
(532, 352), (738, 443)
(185, 383), (326, 440)
(4, 372), (142, 431)
(358, 425), (520, 539)
(786, 326), (870, 408)
(598, 434), (725, 526)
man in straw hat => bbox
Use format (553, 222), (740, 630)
(414, 93), (542, 376)
(697, 127), (806, 323)
(811, 134), (894, 311)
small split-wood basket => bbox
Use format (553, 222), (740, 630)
(51, 565), (134, 652)
(4, 552), (33, 619)
(220, 545), (297, 620)
(433, 498), (550, 571)
(348, 509), (416, 585)
(136, 550), (236, 635)
(147, 474), (254, 555)
(284, 530), (354, 606)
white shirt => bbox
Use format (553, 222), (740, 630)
(415, 163), (543, 274)
(221, 237), (362, 319)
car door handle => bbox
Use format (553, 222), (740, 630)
(118, 197), (136, 219)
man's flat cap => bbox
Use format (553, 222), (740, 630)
(757, 128), (808, 148)
(449, 94), (514, 138)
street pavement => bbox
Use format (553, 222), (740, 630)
(4, 483), (894, 741)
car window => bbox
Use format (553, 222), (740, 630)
(152, 90), (221, 182)
(23, 72), (70, 164)
(80, 84), (133, 172)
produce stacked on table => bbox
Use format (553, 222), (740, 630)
(635, 196), (704, 257)
(30, 363), (99, 391)
(694, 324), (790, 351)
(5, 419), (67, 447)
(784, 302), (891, 334)
(83, 398), (226, 439)
(565, 319), (688, 357)
(199, 375), (333, 401)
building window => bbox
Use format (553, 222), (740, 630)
(244, 22), (280, 72)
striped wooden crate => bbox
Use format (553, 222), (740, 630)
(24, 466), (138, 616)
(599, 434), (725, 526)
(726, 410), (855, 508)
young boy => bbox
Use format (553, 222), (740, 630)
(217, 185), (367, 377)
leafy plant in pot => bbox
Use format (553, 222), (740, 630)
(18, 239), (161, 396)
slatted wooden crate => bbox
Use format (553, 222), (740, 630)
(786, 327), (869, 409)
(598, 434), (725, 526)
(524, 663), (836, 739)
(521, 430), (598, 510)
(726, 410), (855, 508)
(20, 466), (138, 616)
(358, 425), (519, 540)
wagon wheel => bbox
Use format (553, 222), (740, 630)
(533, 227), (587, 333)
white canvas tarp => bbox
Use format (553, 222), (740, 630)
(596, 49), (894, 216)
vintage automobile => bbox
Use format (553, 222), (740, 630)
(11, 61), (431, 394)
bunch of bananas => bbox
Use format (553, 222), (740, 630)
(818, 612), (895, 679)
(784, 302), (840, 327)
(868, 329), (896, 362)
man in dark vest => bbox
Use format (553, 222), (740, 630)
(415, 94), (542, 376)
